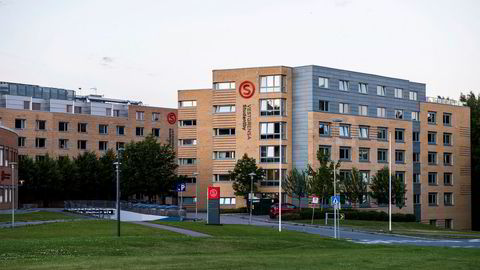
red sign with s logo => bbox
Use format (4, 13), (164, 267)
(208, 186), (220, 200)
(238, 81), (255, 99)
(167, 112), (177, 124)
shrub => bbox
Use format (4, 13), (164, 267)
(282, 213), (302, 221)
(220, 207), (247, 214)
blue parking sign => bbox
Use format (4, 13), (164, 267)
(176, 183), (186, 192)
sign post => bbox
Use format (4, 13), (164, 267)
(207, 186), (220, 225)
(311, 196), (319, 225)
(331, 195), (340, 238)
(177, 183), (186, 221)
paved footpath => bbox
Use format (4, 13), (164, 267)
(130, 221), (211, 237)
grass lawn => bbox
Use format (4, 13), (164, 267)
(0, 220), (479, 270)
(0, 211), (77, 222)
(295, 219), (480, 238)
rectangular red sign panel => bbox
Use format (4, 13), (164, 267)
(208, 186), (220, 200)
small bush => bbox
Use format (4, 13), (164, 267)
(220, 207), (247, 214)
(282, 213), (302, 221)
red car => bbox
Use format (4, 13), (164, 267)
(269, 203), (298, 219)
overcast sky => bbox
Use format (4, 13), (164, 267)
(0, 0), (479, 108)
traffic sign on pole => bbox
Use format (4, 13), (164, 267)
(176, 183), (186, 192)
(331, 195), (340, 205)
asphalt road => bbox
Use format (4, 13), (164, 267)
(187, 212), (480, 249)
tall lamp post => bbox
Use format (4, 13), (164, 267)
(114, 148), (123, 237)
(11, 162), (17, 229)
(389, 131), (392, 233)
(330, 118), (343, 239)
(248, 172), (256, 225)
(193, 172), (199, 220)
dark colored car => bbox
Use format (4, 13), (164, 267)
(269, 203), (298, 219)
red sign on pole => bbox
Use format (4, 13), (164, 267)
(208, 186), (220, 200)
(238, 81), (255, 99)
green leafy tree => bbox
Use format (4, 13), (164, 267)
(18, 156), (36, 204)
(229, 154), (265, 208)
(120, 134), (178, 202)
(283, 168), (309, 209)
(98, 149), (116, 200)
(307, 149), (340, 209)
(33, 155), (61, 206)
(341, 167), (368, 207)
(369, 167), (406, 208)
(57, 156), (78, 200)
(74, 151), (100, 200)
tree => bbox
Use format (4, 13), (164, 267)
(57, 156), (78, 200)
(460, 92), (480, 229)
(307, 149), (340, 209)
(120, 134), (178, 202)
(32, 155), (61, 206)
(283, 168), (309, 209)
(18, 156), (36, 204)
(74, 151), (100, 200)
(369, 167), (406, 208)
(229, 154), (265, 208)
(98, 149), (116, 200)
(341, 167), (368, 207)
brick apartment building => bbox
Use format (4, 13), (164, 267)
(0, 125), (19, 210)
(177, 65), (472, 230)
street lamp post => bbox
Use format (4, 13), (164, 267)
(330, 118), (343, 239)
(113, 161), (121, 237)
(193, 172), (199, 220)
(11, 162), (17, 229)
(389, 131), (392, 233)
(248, 172), (256, 225)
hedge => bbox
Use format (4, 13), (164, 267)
(282, 208), (416, 222)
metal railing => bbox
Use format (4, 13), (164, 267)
(426, 96), (465, 107)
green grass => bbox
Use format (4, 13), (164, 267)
(0, 220), (479, 269)
(0, 211), (77, 222)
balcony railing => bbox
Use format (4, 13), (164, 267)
(426, 96), (465, 107)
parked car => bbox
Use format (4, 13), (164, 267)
(269, 203), (298, 219)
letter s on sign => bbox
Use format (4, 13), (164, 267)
(238, 81), (255, 99)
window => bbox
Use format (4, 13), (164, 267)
(445, 219), (452, 229)
(136, 111), (144, 121)
(339, 170), (352, 181)
(428, 132), (437, 144)
(395, 150), (405, 164)
(428, 193), (438, 206)
(213, 174), (233, 182)
(15, 119), (26, 129)
(32, 102), (41, 110)
(377, 149), (388, 163)
(412, 131), (419, 142)
(36, 120), (46, 130)
(260, 99), (286, 116)
(377, 127), (387, 140)
(444, 193), (453, 206)
(377, 107), (386, 118)
(179, 139), (197, 146)
(136, 127), (144, 136)
(179, 120), (197, 127)
(339, 80), (349, 91)
(411, 111), (419, 121)
(261, 169), (287, 186)
(35, 138), (46, 148)
(318, 77), (329, 88)
(0, 147), (3, 166)
(319, 122), (330, 136)
(339, 124), (350, 137)
(116, 142), (125, 151)
(113, 109), (120, 117)
(413, 152), (420, 163)
(24, 101), (30, 109)
(428, 111), (436, 124)
(443, 133), (452, 146)
(377, 85), (386, 96)
(409, 91), (417, 101)
(358, 105), (368, 116)
(394, 88), (403, 98)
(359, 126), (369, 139)
(214, 82), (235, 90)
(339, 147), (351, 161)
(99, 124), (108, 134)
(395, 129), (404, 142)
(78, 123), (87, 133)
(35, 155), (45, 162)
(443, 113), (452, 126)
(428, 172), (437, 185)
(413, 173), (420, 183)
(213, 151), (235, 160)
(116, 126), (125, 135)
(395, 109), (403, 119)
(339, 103), (349, 114)
(106, 108), (111, 116)
(214, 128), (235, 136)
(59, 139), (69, 149)
(74, 106), (82, 114)
(444, 173), (453, 186)
(77, 140), (87, 150)
(18, 137), (26, 147)
(428, 152), (437, 165)
(358, 83), (368, 94)
(260, 122), (286, 139)
(220, 197), (236, 205)
(414, 194), (420, 204)
(318, 145), (331, 159)
(396, 171), (405, 183)
(152, 112), (160, 121)
(260, 146), (287, 163)
(319, 100), (329, 112)
(178, 158), (197, 165)
(152, 128), (160, 137)
(360, 171), (370, 184)
(183, 177), (196, 184)
(179, 100), (197, 107)
(444, 152), (452, 165)
(99, 141), (108, 151)
(260, 75), (285, 92)
(429, 220), (437, 226)
(359, 148), (369, 162)
(214, 105), (236, 113)
(66, 104), (73, 113)
(59, 121), (68, 132)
